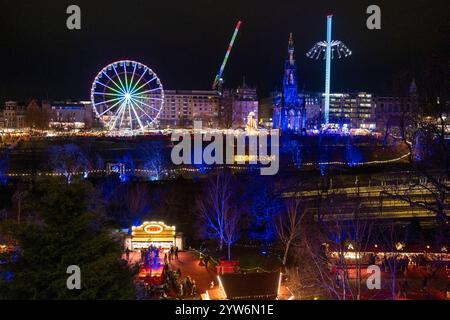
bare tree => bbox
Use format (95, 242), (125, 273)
(0, 151), (8, 185)
(25, 100), (50, 130)
(302, 217), (376, 300)
(49, 144), (90, 184)
(301, 221), (344, 299)
(126, 183), (151, 219)
(301, 188), (376, 300)
(79, 142), (105, 176)
(12, 184), (28, 224)
(372, 219), (410, 300)
(140, 141), (169, 180)
(386, 110), (450, 224)
(196, 170), (236, 254)
(384, 57), (450, 224)
(275, 198), (305, 266)
(223, 207), (239, 261)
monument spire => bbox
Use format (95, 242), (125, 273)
(288, 32), (294, 65)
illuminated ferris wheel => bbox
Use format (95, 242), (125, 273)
(90, 60), (164, 134)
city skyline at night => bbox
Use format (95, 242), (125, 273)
(0, 0), (449, 311)
(1, 0), (449, 101)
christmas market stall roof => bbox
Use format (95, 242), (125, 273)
(326, 243), (449, 254)
(218, 272), (280, 300)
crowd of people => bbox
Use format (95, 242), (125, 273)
(141, 245), (162, 265)
(166, 269), (197, 298)
(128, 244), (203, 300)
(163, 245), (179, 264)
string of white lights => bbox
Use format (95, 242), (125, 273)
(4, 152), (411, 177)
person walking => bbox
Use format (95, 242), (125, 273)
(179, 281), (184, 297)
(445, 281), (450, 300)
(125, 247), (130, 261)
(398, 278), (408, 299)
(431, 264), (437, 278)
(336, 271), (341, 288)
(185, 276), (192, 296)
(175, 246), (179, 260)
(421, 276), (429, 294)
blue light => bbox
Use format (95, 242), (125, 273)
(306, 15), (351, 126)
(119, 173), (128, 182)
(324, 15), (332, 125)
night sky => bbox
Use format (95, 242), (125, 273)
(1, 0), (448, 101)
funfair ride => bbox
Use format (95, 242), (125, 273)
(91, 60), (164, 135)
(212, 20), (242, 92)
(306, 15), (351, 127)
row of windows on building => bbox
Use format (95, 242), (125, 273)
(1, 90), (420, 130)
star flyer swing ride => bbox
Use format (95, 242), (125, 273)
(306, 15), (352, 127)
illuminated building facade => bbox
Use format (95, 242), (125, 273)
(327, 92), (375, 128)
(374, 79), (420, 131)
(231, 84), (259, 129)
(0, 100), (94, 129)
(159, 90), (220, 128)
(128, 221), (183, 250)
(49, 101), (93, 129)
(272, 33), (306, 133)
(217, 84), (259, 129)
(354, 92), (375, 129)
(304, 93), (322, 128)
(1, 101), (27, 128)
(298, 92), (376, 129)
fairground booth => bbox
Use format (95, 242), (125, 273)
(126, 221), (183, 251)
(326, 242), (449, 263)
(202, 271), (294, 300)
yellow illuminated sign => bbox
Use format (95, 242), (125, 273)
(144, 224), (164, 234)
(131, 221), (176, 245)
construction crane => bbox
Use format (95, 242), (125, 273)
(212, 20), (242, 92)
